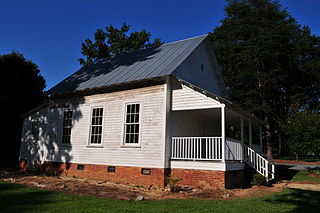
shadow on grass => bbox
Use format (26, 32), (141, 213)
(0, 181), (62, 213)
(265, 188), (320, 213)
(275, 165), (299, 182)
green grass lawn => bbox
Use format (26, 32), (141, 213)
(291, 170), (320, 182)
(0, 171), (320, 213)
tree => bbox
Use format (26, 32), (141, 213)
(79, 23), (162, 66)
(0, 52), (46, 168)
(211, 0), (320, 157)
(285, 110), (320, 160)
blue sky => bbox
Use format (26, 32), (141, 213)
(1, 0), (319, 90)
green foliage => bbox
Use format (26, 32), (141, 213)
(250, 173), (267, 186)
(79, 23), (162, 66)
(211, 0), (320, 150)
(0, 52), (46, 168)
(165, 175), (182, 192)
(308, 168), (320, 176)
(285, 110), (320, 156)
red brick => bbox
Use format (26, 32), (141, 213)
(38, 161), (167, 187)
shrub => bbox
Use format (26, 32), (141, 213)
(165, 175), (182, 192)
(250, 173), (267, 186)
(308, 168), (320, 176)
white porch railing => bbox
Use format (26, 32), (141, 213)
(171, 136), (275, 180)
(243, 144), (275, 179)
(225, 138), (243, 161)
(171, 137), (222, 160)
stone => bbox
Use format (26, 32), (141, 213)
(222, 193), (230, 199)
(60, 184), (67, 189)
(34, 182), (46, 188)
(135, 196), (144, 201)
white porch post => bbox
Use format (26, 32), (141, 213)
(240, 117), (244, 144)
(249, 120), (252, 146)
(221, 106), (225, 162)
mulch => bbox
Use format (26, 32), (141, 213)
(1, 170), (284, 201)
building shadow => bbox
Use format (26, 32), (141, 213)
(0, 181), (62, 213)
(21, 96), (85, 176)
(275, 165), (299, 182)
(264, 188), (320, 213)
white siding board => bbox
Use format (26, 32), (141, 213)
(170, 161), (245, 171)
(172, 84), (222, 111)
(20, 85), (166, 168)
(171, 160), (226, 171)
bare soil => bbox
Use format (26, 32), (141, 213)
(286, 183), (320, 192)
(0, 170), (304, 201)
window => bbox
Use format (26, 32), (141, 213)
(62, 110), (73, 144)
(31, 122), (39, 140)
(89, 107), (103, 144)
(124, 103), (140, 144)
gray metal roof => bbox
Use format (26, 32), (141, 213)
(48, 34), (208, 95)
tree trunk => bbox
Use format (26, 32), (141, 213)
(264, 116), (273, 160)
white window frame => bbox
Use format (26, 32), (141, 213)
(31, 122), (39, 141)
(88, 106), (104, 147)
(122, 102), (141, 147)
(61, 110), (73, 145)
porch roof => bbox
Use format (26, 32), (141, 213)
(175, 77), (264, 124)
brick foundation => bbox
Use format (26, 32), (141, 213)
(171, 168), (247, 189)
(171, 169), (225, 188)
(20, 161), (248, 189)
(37, 162), (168, 187)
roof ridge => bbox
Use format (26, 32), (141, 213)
(162, 34), (208, 46)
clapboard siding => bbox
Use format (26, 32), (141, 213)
(172, 84), (222, 111)
(20, 85), (166, 168)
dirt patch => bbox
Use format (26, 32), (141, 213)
(232, 184), (283, 198)
(308, 174), (320, 178)
(1, 170), (283, 200)
(286, 183), (320, 192)
(274, 159), (320, 166)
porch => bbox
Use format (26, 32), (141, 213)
(169, 108), (275, 180)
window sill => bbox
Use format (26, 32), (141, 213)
(86, 145), (103, 148)
(120, 145), (141, 148)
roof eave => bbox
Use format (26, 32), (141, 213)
(174, 76), (264, 124)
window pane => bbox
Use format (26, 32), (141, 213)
(134, 114), (139, 123)
(130, 114), (135, 123)
(133, 124), (139, 133)
(124, 104), (140, 144)
(89, 108), (103, 144)
(62, 111), (72, 144)
(129, 134), (134, 143)
(98, 117), (102, 125)
(134, 134), (139, 143)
